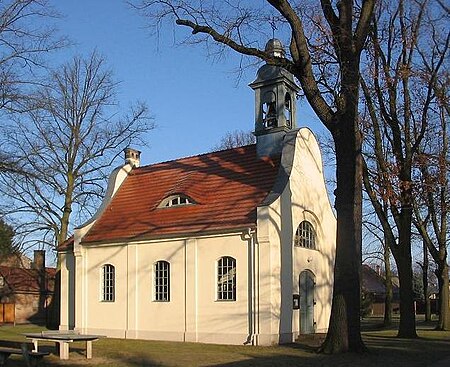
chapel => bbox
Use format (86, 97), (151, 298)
(58, 39), (336, 345)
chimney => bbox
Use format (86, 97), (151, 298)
(33, 250), (46, 293)
(33, 250), (45, 271)
(124, 147), (141, 167)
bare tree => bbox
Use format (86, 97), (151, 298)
(0, 0), (66, 177)
(362, 205), (395, 326)
(212, 130), (256, 151)
(320, 128), (396, 327)
(413, 94), (449, 330)
(132, 0), (375, 353)
(0, 52), (154, 250)
(416, 240), (432, 322)
(360, 0), (449, 337)
(0, 0), (66, 111)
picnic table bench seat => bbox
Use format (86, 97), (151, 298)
(0, 341), (49, 367)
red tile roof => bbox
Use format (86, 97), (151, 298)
(362, 264), (399, 295)
(0, 266), (56, 293)
(58, 236), (74, 252)
(82, 145), (281, 244)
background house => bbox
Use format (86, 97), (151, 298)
(361, 264), (400, 316)
(0, 250), (56, 325)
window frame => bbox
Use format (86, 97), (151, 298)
(294, 221), (317, 250)
(101, 264), (115, 302)
(153, 260), (170, 302)
(159, 194), (195, 208)
(216, 256), (237, 301)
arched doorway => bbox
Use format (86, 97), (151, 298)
(299, 270), (315, 334)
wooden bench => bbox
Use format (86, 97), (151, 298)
(0, 340), (49, 367)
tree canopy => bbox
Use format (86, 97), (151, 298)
(0, 52), (154, 249)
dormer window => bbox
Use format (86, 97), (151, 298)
(159, 194), (195, 208)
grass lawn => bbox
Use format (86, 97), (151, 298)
(0, 318), (448, 367)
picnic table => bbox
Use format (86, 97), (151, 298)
(23, 331), (104, 360)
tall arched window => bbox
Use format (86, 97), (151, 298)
(262, 91), (277, 128)
(284, 92), (292, 128)
(154, 260), (170, 302)
(101, 264), (115, 302)
(217, 256), (236, 301)
(294, 221), (316, 249)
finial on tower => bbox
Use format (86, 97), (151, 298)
(265, 38), (285, 59)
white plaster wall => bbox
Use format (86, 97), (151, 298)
(132, 239), (185, 341)
(59, 251), (75, 330)
(59, 251), (70, 330)
(81, 244), (128, 338)
(75, 233), (251, 344)
(288, 128), (336, 335)
(257, 128), (336, 343)
(257, 199), (285, 345)
(194, 234), (249, 344)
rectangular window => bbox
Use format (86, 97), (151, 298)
(154, 261), (170, 301)
(102, 264), (115, 302)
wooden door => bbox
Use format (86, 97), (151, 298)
(0, 303), (15, 323)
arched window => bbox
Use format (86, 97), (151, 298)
(294, 221), (316, 249)
(284, 92), (292, 128)
(262, 91), (277, 129)
(154, 260), (170, 301)
(217, 256), (236, 301)
(101, 264), (115, 302)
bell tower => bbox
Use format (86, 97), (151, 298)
(249, 39), (300, 157)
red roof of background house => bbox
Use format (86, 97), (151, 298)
(362, 264), (399, 295)
(82, 144), (281, 244)
(0, 266), (56, 293)
(58, 236), (74, 252)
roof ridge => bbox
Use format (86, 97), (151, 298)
(136, 144), (257, 170)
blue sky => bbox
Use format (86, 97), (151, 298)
(51, 0), (325, 166)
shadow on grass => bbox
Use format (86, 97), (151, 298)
(2, 321), (448, 367)
(360, 315), (439, 332)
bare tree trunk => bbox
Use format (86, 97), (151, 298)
(421, 241), (431, 322)
(383, 236), (393, 326)
(394, 238), (417, 338)
(436, 262), (450, 330)
(319, 118), (365, 353)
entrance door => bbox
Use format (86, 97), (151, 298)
(299, 271), (315, 334)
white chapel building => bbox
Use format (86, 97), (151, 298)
(59, 39), (336, 345)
